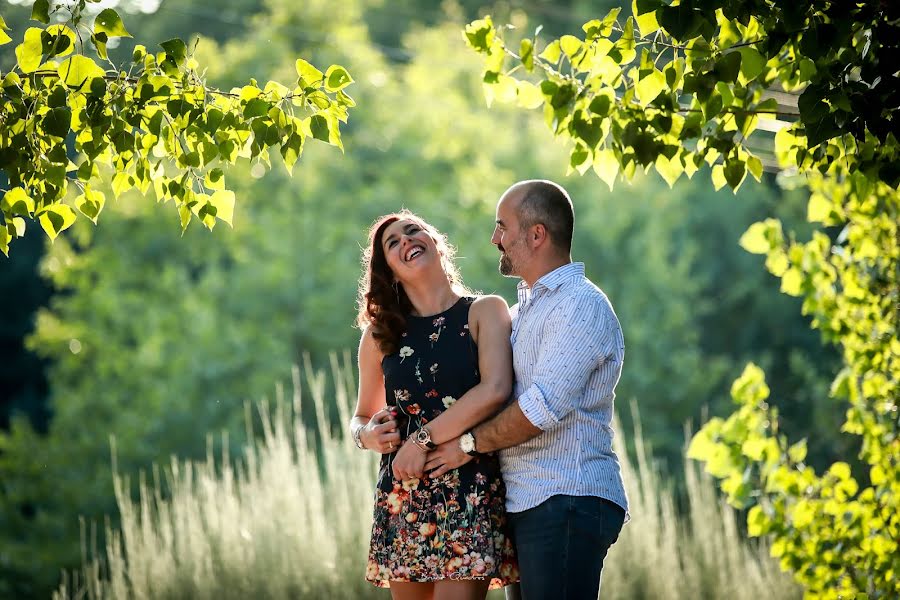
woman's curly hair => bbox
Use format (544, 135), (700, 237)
(356, 211), (469, 355)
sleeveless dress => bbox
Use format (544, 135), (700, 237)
(366, 296), (518, 589)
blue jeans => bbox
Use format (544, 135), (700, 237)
(505, 495), (625, 600)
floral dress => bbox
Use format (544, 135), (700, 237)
(366, 296), (518, 589)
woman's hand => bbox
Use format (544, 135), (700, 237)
(360, 408), (400, 454)
(391, 438), (428, 481)
(425, 438), (474, 478)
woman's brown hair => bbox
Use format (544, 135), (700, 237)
(356, 211), (469, 355)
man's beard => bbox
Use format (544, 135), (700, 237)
(499, 252), (515, 276)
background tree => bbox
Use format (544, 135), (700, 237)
(465, 1), (898, 597)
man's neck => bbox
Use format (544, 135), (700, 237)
(521, 257), (572, 288)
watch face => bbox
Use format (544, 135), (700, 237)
(460, 433), (475, 453)
(416, 428), (429, 443)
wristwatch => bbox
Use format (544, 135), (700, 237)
(413, 425), (437, 450)
(459, 431), (478, 456)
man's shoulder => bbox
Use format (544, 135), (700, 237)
(560, 276), (613, 311)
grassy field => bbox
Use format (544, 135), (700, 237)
(56, 357), (800, 599)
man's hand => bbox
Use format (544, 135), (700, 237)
(426, 438), (474, 478)
(360, 407), (400, 454)
(391, 438), (427, 481)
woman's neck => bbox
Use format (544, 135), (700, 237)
(403, 277), (459, 317)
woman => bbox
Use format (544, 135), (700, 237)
(351, 211), (518, 600)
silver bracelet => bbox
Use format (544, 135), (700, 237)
(351, 423), (366, 449)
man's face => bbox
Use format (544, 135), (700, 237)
(491, 194), (530, 277)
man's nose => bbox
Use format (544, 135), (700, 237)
(490, 229), (500, 245)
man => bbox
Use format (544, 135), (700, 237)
(427, 180), (628, 600)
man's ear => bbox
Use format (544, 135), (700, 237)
(531, 223), (548, 247)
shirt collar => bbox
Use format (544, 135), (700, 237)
(516, 262), (584, 306)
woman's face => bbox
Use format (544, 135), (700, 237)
(380, 218), (441, 283)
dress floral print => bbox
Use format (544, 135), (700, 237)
(368, 297), (518, 589)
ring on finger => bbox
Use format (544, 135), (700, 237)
(388, 441), (393, 449)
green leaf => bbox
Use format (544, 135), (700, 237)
(780, 267), (803, 296)
(560, 35), (583, 59)
(724, 158), (746, 190)
(592, 148), (619, 191)
(37, 205), (77, 241)
(42, 106), (71, 138)
(75, 186), (106, 224)
(463, 17), (494, 52)
(746, 155), (763, 182)
(539, 40), (561, 64)
(520, 38), (534, 72)
(516, 81), (544, 109)
(711, 164), (728, 191)
(324, 65), (353, 92)
(635, 68), (666, 105)
(31, 0), (50, 24)
(57, 55), (106, 90)
(655, 152), (683, 187)
(279, 133), (304, 173)
(15, 28), (44, 74)
(209, 189), (235, 227)
(747, 505), (767, 536)
(3, 188), (36, 216)
(94, 9), (131, 38)
(739, 221), (775, 254)
(738, 46), (766, 80)
(632, 0), (659, 36)
(295, 58), (323, 86)
(160, 38), (187, 67)
(788, 440), (807, 463)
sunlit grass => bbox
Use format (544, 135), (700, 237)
(56, 356), (800, 600)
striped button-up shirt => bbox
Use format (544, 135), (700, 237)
(499, 262), (629, 515)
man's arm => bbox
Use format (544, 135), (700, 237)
(472, 401), (540, 453)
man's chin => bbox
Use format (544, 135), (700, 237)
(499, 258), (516, 277)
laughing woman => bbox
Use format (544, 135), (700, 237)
(351, 211), (518, 600)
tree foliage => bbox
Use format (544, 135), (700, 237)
(0, 0), (354, 256)
(465, 2), (899, 597)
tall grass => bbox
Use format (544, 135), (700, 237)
(55, 356), (800, 600)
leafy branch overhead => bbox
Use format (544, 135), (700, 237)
(0, 0), (355, 255)
(466, 2), (899, 598)
(464, 1), (899, 193)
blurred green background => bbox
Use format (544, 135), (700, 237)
(0, 0), (842, 596)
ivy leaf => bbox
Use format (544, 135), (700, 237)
(57, 55), (106, 90)
(324, 65), (353, 92)
(94, 9), (131, 39)
(31, 0), (50, 24)
(37, 204), (77, 240)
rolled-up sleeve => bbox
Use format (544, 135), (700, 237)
(517, 294), (618, 431)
